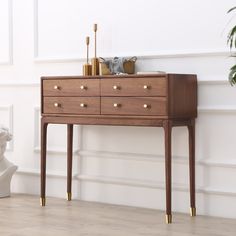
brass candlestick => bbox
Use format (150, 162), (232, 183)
(91, 23), (100, 75)
(83, 36), (92, 76)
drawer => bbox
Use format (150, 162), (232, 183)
(101, 78), (167, 96)
(43, 97), (100, 115)
(101, 97), (167, 116)
(43, 79), (100, 97)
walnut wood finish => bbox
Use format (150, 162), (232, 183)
(43, 97), (100, 115)
(67, 124), (73, 201)
(42, 115), (165, 127)
(168, 74), (197, 118)
(101, 97), (167, 116)
(163, 120), (172, 220)
(43, 79), (100, 97)
(188, 119), (196, 212)
(40, 74), (197, 223)
(40, 119), (48, 206)
(101, 77), (167, 97)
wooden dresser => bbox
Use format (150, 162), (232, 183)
(40, 74), (197, 224)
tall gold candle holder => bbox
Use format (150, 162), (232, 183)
(91, 24), (100, 76)
(83, 36), (92, 76)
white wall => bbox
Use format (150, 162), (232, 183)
(1, 0), (236, 219)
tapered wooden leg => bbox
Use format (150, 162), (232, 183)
(188, 119), (196, 216)
(163, 120), (172, 224)
(67, 124), (73, 201)
(41, 119), (48, 206)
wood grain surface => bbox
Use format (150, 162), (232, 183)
(101, 97), (167, 116)
(0, 195), (235, 236)
(43, 79), (100, 97)
(101, 77), (167, 97)
(43, 97), (100, 115)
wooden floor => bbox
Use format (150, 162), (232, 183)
(0, 195), (236, 236)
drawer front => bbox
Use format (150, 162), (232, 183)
(43, 97), (100, 115)
(43, 79), (100, 97)
(101, 97), (167, 116)
(101, 78), (167, 97)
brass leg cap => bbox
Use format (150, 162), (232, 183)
(40, 197), (46, 206)
(67, 192), (72, 201)
(190, 207), (196, 217)
(166, 214), (172, 224)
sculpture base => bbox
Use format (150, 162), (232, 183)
(0, 164), (17, 198)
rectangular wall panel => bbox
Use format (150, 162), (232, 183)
(0, 0), (12, 64)
(35, 0), (234, 60)
(0, 105), (13, 150)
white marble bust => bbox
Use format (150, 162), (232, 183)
(0, 127), (17, 197)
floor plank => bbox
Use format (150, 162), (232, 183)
(0, 194), (235, 236)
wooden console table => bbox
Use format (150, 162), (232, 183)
(40, 74), (197, 224)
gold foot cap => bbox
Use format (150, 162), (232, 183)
(40, 197), (46, 206)
(67, 192), (72, 201)
(166, 214), (172, 224)
(190, 207), (196, 217)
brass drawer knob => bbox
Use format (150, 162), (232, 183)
(54, 85), (60, 90)
(113, 85), (120, 90)
(143, 85), (150, 90)
(54, 103), (60, 107)
(80, 103), (87, 108)
(113, 103), (121, 108)
(143, 104), (150, 109)
(80, 85), (87, 90)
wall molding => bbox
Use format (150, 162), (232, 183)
(77, 174), (195, 192)
(76, 174), (236, 197)
(33, 106), (79, 155)
(33, 2), (231, 63)
(33, 0), (38, 59)
(0, 81), (40, 87)
(79, 150), (186, 164)
(34, 49), (231, 64)
(14, 168), (236, 197)
(33, 106), (40, 152)
(198, 80), (229, 85)
(198, 106), (236, 114)
(0, 104), (14, 151)
(79, 149), (236, 169)
(33, 146), (79, 155)
(197, 159), (236, 169)
(16, 168), (78, 179)
(0, 0), (13, 65)
(136, 49), (230, 59)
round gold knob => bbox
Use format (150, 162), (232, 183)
(113, 103), (121, 107)
(54, 85), (59, 90)
(80, 103), (87, 108)
(113, 85), (120, 90)
(54, 103), (60, 107)
(80, 85), (87, 90)
(143, 85), (150, 90)
(143, 104), (150, 109)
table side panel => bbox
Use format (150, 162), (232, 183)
(167, 74), (197, 118)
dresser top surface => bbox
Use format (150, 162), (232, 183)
(41, 73), (197, 80)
